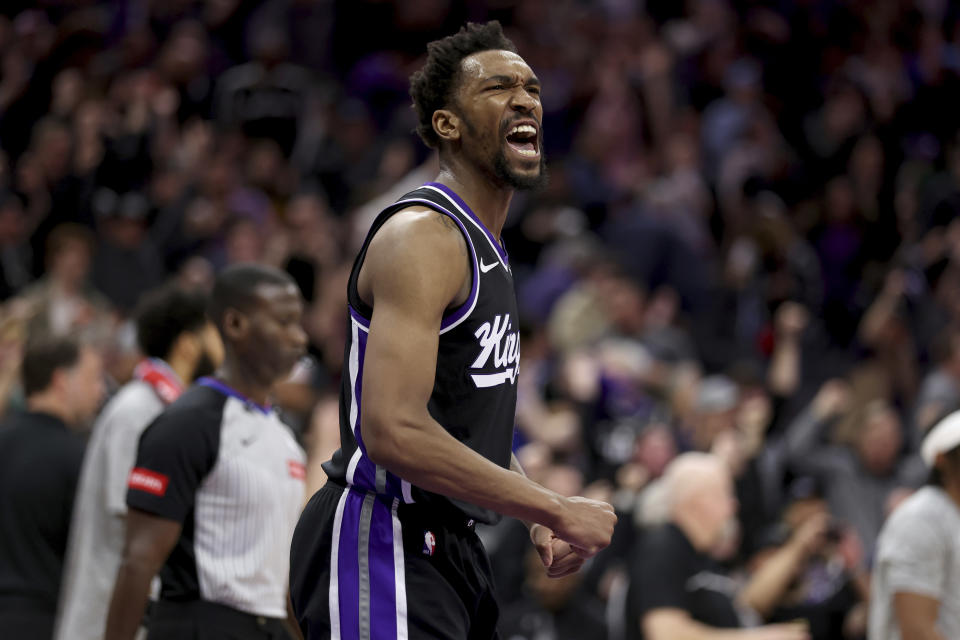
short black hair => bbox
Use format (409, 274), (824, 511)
(135, 284), (209, 359)
(22, 333), (80, 397)
(208, 263), (296, 331)
(409, 21), (517, 148)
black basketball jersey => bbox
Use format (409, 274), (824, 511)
(321, 182), (519, 525)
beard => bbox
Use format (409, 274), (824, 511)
(493, 148), (548, 191)
(458, 109), (549, 191)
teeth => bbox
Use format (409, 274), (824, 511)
(509, 124), (537, 136)
(516, 148), (538, 156)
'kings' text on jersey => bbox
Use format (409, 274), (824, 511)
(321, 182), (520, 525)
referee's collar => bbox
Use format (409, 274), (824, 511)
(196, 377), (272, 415)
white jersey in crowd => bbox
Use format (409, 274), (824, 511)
(55, 367), (176, 640)
(868, 485), (960, 640)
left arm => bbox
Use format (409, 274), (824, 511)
(511, 453), (586, 578)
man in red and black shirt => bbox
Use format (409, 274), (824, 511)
(56, 284), (222, 640)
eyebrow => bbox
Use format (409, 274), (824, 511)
(483, 74), (541, 87)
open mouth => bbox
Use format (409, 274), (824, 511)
(505, 123), (540, 158)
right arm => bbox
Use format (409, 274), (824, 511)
(877, 504), (949, 640)
(737, 513), (829, 618)
(358, 208), (615, 554)
(875, 495), (949, 640)
(782, 380), (850, 477)
(104, 510), (181, 640)
(767, 303), (807, 398)
(893, 592), (946, 640)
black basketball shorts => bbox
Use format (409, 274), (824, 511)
(289, 480), (501, 640)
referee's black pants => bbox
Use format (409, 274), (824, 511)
(148, 600), (293, 640)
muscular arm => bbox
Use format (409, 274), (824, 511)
(359, 208), (615, 554)
(894, 592), (946, 640)
(104, 509), (181, 640)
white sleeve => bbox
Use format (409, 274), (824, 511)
(102, 394), (162, 516)
(875, 504), (947, 599)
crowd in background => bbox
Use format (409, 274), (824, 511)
(2, 0), (960, 638)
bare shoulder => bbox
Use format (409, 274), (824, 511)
(369, 206), (466, 257)
(360, 205), (470, 311)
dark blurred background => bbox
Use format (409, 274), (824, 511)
(2, 1), (960, 639)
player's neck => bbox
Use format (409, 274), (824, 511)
(434, 163), (513, 237)
(26, 393), (74, 427)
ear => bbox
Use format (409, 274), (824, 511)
(221, 308), (249, 343)
(49, 367), (70, 396)
(432, 109), (461, 144)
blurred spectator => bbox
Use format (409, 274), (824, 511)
(0, 190), (33, 299)
(90, 190), (166, 312)
(214, 22), (310, 157)
(18, 223), (114, 342)
(499, 545), (608, 640)
(783, 381), (926, 555)
(0, 298), (27, 416)
(752, 478), (868, 640)
(625, 452), (810, 640)
(55, 285), (222, 640)
(0, 334), (105, 639)
(913, 328), (960, 436)
(869, 411), (960, 640)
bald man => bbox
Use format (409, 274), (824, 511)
(625, 453), (810, 640)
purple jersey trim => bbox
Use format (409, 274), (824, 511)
(425, 181), (509, 264)
(348, 304), (371, 330)
(196, 377), (271, 414)
(350, 198), (480, 333)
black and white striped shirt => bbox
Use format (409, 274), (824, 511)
(127, 378), (306, 618)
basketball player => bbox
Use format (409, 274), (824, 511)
(289, 21), (617, 640)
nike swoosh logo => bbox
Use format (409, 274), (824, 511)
(479, 259), (498, 273)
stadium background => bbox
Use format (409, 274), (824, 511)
(2, 1), (960, 638)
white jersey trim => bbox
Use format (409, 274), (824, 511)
(329, 489), (348, 640)
(392, 498), (409, 640)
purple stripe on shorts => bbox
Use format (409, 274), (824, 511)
(337, 490), (363, 639)
(385, 472), (403, 501)
(369, 498), (399, 639)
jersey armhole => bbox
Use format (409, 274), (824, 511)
(347, 199), (479, 334)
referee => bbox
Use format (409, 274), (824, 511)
(104, 264), (308, 640)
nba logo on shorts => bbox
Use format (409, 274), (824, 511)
(422, 530), (436, 556)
